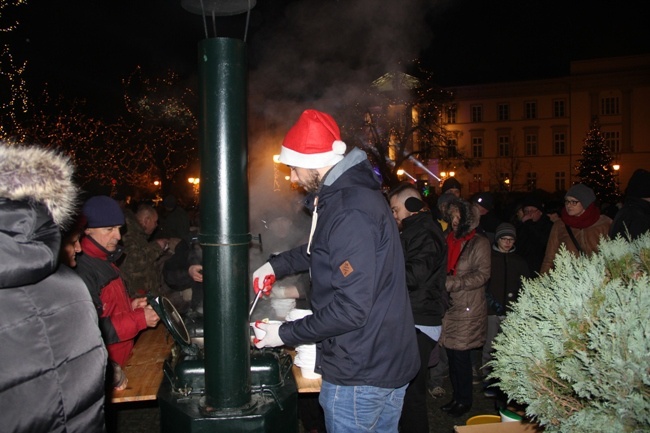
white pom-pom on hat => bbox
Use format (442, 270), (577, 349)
(332, 140), (346, 155)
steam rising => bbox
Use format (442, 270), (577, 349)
(247, 0), (437, 259)
(243, 1), (442, 316)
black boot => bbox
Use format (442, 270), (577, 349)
(440, 400), (457, 412)
(447, 402), (472, 417)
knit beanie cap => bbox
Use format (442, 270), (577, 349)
(82, 195), (125, 228)
(279, 109), (347, 169)
(441, 177), (461, 193)
(566, 183), (596, 208)
(625, 168), (650, 198)
(495, 222), (517, 240)
(520, 195), (544, 211)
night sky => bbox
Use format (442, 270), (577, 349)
(5, 0), (650, 119)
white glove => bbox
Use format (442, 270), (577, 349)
(252, 262), (275, 296)
(254, 322), (284, 348)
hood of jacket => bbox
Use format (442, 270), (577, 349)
(308, 147), (379, 206)
(444, 197), (480, 238)
(0, 144), (77, 227)
(0, 143), (78, 288)
(322, 147), (376, 187)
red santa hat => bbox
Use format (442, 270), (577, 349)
(279, 109), (347, 169)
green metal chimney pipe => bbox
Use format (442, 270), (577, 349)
(198, 37), (251, 411)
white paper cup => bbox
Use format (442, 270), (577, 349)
(250, 320), (282, 340)
(300, 367), (321, 379)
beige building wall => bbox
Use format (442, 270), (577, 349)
(430, 54), (650, 198)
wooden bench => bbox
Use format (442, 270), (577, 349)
(110, 325), (174, 403)
(109, 328), (318, 401)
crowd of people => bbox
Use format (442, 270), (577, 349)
(1, 108), (648, 433)
(250, 109), (650, 433)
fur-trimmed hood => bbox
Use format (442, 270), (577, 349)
(0, 143), (77, 227)
(444, 197), (481, 237)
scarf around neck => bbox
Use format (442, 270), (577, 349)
(561, 203), (600, 229)
(446, 229), (476, 275)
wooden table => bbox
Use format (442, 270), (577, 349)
(287, 349), (322, 393)
(110, 325), (174, 403)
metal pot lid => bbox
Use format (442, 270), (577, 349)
(149, 296), (191, 346)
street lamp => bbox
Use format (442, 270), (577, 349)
(188, 177), (200, 205)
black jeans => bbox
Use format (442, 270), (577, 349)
(446, 347), (473, 406)
(399, 329), (436, 433)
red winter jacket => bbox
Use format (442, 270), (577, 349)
(76, 236), (148, 366)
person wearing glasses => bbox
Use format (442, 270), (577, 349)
(481, 222), (530, 399)
(540, 184), (612, 274)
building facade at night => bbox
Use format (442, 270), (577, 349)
(429, 54), (650, 198)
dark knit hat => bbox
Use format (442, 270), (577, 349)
(472, 191), (494, 211)
(625, 169), (650, 198)
(82, 195), (125, 228)
(441, 177), (461, 193)
(520, 195), (544, 211)
(495, 222), (516, 240)
(566, 184), (596, 208)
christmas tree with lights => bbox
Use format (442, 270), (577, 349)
(576, 117), (621, 205)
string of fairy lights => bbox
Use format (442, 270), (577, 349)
(2, 1), (198, 196)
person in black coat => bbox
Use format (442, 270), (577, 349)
(515, 195), (553, 275)
(482, 223), (530, 397)
(609, 168), (650, 240)
(389, 183), (447, 433)
(0, 143), (107, 433)
(471, 192), (501, 243)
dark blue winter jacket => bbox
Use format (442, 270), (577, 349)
(273, 148), (420, 388)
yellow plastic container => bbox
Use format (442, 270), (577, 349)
(466, 414), (501, 425)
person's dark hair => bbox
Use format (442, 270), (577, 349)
(545, 200), (563, 215)
(387, 182), (420, 201)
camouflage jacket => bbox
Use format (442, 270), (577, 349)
(119, 209), (165, 296)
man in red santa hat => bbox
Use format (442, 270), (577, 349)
(252, 109), (419, 433)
